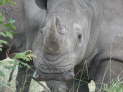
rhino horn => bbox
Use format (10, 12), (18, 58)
(44, 16), (61, 54)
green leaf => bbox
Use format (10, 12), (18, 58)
(14, 50), (34, 62)
(0, 48), (2, 52)
(0, 32), (6, 37)
(4, 23), (16, 30)
(4, 65), (16, 70)
(0, 0), (16, 6)
(0, 31), (14, 39)
(5, 31), (13, 39)
(0, 57), (15, 63)
(0, 70), (5, 77)
(8, 0), (16, 5)
(0, 0), (6, 5)
(0, 40), (8, 45)
(0, 15), (5, 24)
(19, 61), (31, 69)
(8, 18), (15, 24)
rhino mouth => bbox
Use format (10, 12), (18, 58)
(41, 53), (74, 71)
(39, 63), (73, 73)
(35, 68), (74, 81)
(35, 57), (74, 81)
(43, 52), (63, 61)
(34, 51), (75, 81)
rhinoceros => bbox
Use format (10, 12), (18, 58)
(1, 0), (123, 92)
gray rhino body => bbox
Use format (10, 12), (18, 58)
(1, 0), (123, 92)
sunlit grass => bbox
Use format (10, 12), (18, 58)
(87, 80), (123, 92)
(0, 66), (47, 92)
(103, 81), (123, 92)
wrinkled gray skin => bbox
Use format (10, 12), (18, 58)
(1, 0), (123, 92)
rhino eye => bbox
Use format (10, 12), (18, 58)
(73, 23), (82, 40)
(78, 34), (82, 41)
(40, 30), (43, 34)
(39, 27), (44, 34)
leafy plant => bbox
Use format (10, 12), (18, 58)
(0, 0), (34, 90)
(0, 0), (16, 5)
(0, 12), (16, 51)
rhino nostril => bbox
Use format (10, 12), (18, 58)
(44, 38), (60, 54)
(63, 71), (74, 80)
(45, 43), (60, 53)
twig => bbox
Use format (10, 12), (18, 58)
(32, 77), (51, 92)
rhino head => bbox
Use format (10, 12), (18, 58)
(32, 0), (91, 81)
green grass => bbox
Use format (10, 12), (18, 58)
(103, 81), (123, 92)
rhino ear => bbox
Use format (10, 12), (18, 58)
(35, 0), (47, 9)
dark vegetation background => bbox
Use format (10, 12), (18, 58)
(0, 0), (47, 92)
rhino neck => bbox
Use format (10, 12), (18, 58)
(81, 0), (101, 61)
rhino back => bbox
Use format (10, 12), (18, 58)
(85, 0), (123, 67)
(96, 0), (123, 59)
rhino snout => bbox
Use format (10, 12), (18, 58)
(44, 37), (60, 54)
(43, 17), (66, 54)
